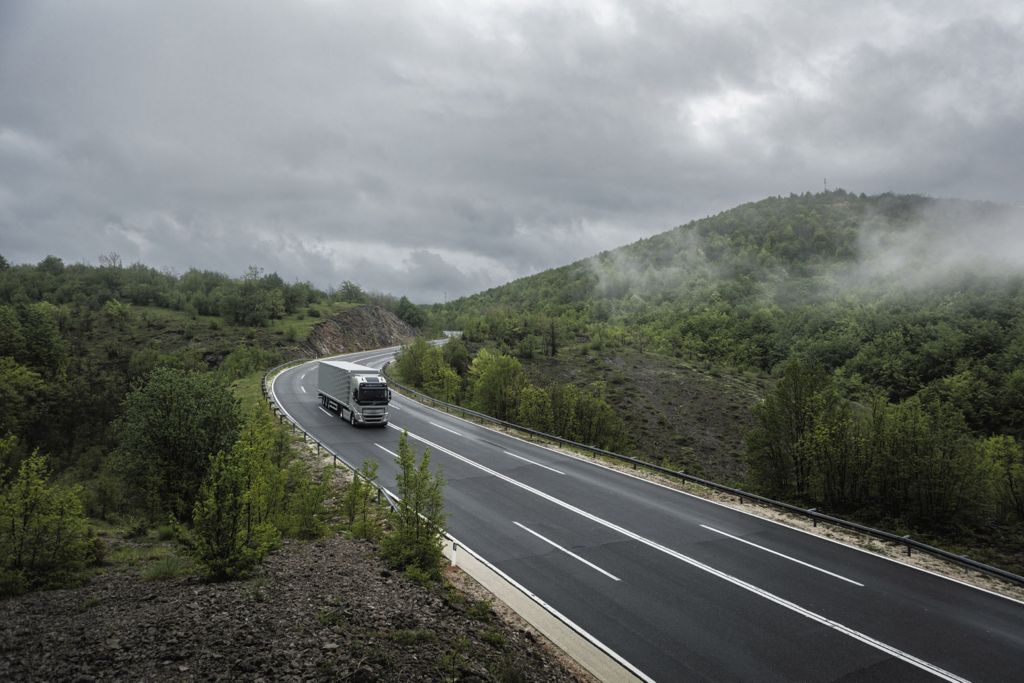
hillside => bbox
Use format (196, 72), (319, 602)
(432, 191), (1024, 440)
(419, 191), (1024, 570)
(304, 305), (416, 357)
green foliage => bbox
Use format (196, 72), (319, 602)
(0, 453), (95, 595)
(516, 384), (553, 433)
(116, 367), (241, 522)
(396, 295), (426, 328)
(0, 357), (45, 439)
(341, 459), (383, 541)
(190, 447), (281, 581)
(469, 348), (526, 421)
(381, 432), (446, 579)
(337, 280), (368, 303)
(746, 361), (1014, 529)
(983, 436), (1024, 521)
(219, 344), (282, 382)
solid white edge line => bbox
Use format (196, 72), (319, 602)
(446, 532), (655, 683)
(281, 352), (1024, 606)
(503, 450), (565, 475)
(429, 421), (462, 436)
(375, 443), (398, 458)
(393, 425), (969, 683)
(403, 388), (1024, 608)
(514, 522), (621, 581)
(700, 524), (864, 587)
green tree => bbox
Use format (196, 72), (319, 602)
(516, 384), (553, 433)
(442, 336), (470, 376)
(0, 357), (45, 440)
(746, 361), (832, 501)
(191, 447), (280, 581)
(341, 459), (382, 541)
(394, 338), (432, 388)
(338, 280), (368, 303)
(381, 432), (445, 578)
(423, 349), (461, 403)
(468, 348), (526, 421)
(982, 435), (1024, 521)
(396, 295), (426, 328)
(117, 367), (241, 522)
(0, 453), (94, 595)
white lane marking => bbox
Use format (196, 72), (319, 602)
(300, 386), (307, 393)
(514, 522), (621, 581)
(376, 444), (398, 458)
(318, 407), (335, 417)
(504, 450), (564, 475)
(429, 421), (462, 436)
(700, 524), (864, 587)
(389, 425), (968, 683)
(389, 403), (402, 410)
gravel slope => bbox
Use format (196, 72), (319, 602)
(0, 537), (584, 682)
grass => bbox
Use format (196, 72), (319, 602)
(467, 599), (493, 622)
(142, 554), (194, 581)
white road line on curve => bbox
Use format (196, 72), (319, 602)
(389, 403), (402, 410)
(375, 444), (398, 458)
(388, 424), (968, 683)
(429, 422), (462, 436)
(300, 386), (306, 393)
(700, 524), (864, 587)
(514, 522), (621, 581)
(318, 407), (335, 417)
(503, 450), (564, 475)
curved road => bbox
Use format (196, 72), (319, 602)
(273, 348), (1024, 682)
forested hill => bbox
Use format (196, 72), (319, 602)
(432, 190), (1024, 440)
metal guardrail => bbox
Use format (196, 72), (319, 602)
(380, 364), (1024, 589)
(261, 359), (645, 681)
(261, 358), (397, 511)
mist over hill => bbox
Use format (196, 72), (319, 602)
(433, 190), (1024, 437)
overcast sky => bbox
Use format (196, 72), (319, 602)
(1, 1), (1022, 302)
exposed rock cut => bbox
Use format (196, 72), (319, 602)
(304, 305), (416, 357)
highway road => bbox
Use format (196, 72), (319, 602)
(273, 347), (1024, 682)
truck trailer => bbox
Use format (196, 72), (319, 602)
(317, 360), (391, 426)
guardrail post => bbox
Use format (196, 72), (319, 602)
(809, 508), (818, 527)
(904, 535), (913, 556)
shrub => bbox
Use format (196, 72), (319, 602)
(191, 448), (280, 581)
(0, 453), (95, 595)
(380, 433), (446, 579)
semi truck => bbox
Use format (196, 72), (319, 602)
(317, 360), (391, 426)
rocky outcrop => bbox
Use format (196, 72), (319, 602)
(303, 305), (416, 357)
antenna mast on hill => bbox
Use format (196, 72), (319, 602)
(824, 177), (829, 192)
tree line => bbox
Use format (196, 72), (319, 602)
(393, 338), (625, 451)
(747, 361), (1024, 533)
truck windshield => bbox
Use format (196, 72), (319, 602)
(356, 385), (389, 403)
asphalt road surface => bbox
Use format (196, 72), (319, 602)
(273, 347), (1024, 682)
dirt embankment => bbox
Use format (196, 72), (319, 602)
(0, 537), (583, 682)
(303, 305), (416, 357)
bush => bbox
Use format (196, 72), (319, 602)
(0, 453), (95, 595)
(380, 433), (446, 579)
(191, 448), (280, 581)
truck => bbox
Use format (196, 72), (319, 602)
(317, 360), (391, 427)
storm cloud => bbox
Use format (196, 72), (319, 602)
(2, 1), (1022, 302)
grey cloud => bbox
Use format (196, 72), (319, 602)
(2, 1), (1022, 303)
